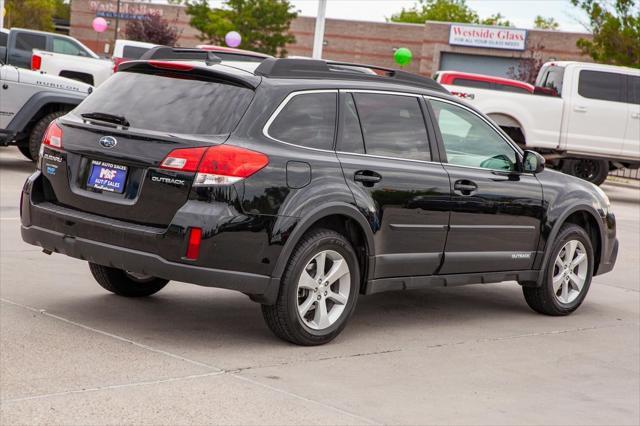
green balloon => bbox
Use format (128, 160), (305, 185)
(394, 47), (412, 66)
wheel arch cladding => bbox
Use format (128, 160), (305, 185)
(7, 91), (83, 134)
(537, 205), (603, 286)
(271, 204), (375, 292)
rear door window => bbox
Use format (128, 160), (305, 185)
(578, 70), (625, 103)
(337, 93), (365, 154)
(75, 70), (254, 135)
(268, 92), (337, 150)
(15, 33), (46, 52)
(353, 93), (430, 161)
(53, 37), (88, 56)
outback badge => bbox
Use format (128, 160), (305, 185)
(99, 136), (117, 149)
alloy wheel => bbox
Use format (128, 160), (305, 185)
(552, 240), (588, 304)
(296, 250), (351, 330)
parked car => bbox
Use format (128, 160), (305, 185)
(196, 44), (272, 62)
(0, 27), (111, 86)
(440, 62), (640, 185)
(112, 39), (158, 72)
(434, 71), (534, 94)
(21, 52), (617, 345)
(0, 57), (92, 160)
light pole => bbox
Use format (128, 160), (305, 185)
(312, 0), (327, 59)
(113, 0), (121, 45)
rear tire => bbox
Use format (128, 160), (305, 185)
(522, 224), (594, 316)
(561, 159), (608, 186)
(261, 229), (360, 346)
(28, 111), (69, 162)
(89, 263), (169, 297)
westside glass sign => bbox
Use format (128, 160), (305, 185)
(449, 24), (527, 51)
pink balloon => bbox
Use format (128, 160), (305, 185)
(225, 31), (242, 48)
(92, 17), (108, 33)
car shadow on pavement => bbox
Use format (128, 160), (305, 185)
(35, 282), (547, 351)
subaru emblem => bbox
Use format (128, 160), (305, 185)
(99, 136), (117, 149)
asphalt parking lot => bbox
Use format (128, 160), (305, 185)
(1, 147), (638, 425)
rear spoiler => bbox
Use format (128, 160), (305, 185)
(119, 47), (261, 89)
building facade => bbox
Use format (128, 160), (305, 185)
(70, 0), (592, 78)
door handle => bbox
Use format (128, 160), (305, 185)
(354, 170), (382, 187)
(453, 180), (477, 195)
(574, 105), (588, 113)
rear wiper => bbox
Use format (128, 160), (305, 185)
(81, 112), (130, 127)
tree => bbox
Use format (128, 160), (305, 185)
(390, 0), (478, 24)
(126, 13), (180, 46)
(480, 13), (512, 27)
(534, 15), (559, 30)
(53, 0), (70, 22)
(185, 0), (297, 56)
(571, 0), (640, 67)
(506, 42), (546, 84)
(4, 0), (56, 31)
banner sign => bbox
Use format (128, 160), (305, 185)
(89, 1), (165, 20)
(449, 24), (527, 51)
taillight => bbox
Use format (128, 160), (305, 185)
(42, 121), (63, 149)
(160, 147), (207, 172)
(195, 145), (269, 186)
(31, 54), (42, 71)
(112, 57), (124, 73)
(185, 227), (202, 260)
(159, 145), (269, 186)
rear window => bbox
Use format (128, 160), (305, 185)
(75, 71), (253, 135)
(122, 46), (150, 59)
(15, 33), (46, 51)
(578, 70), (625, 103)
(453, 78), (492, 90)
(629, 76), (640, 105)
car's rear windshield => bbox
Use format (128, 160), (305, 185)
(75, 70), (254, 135)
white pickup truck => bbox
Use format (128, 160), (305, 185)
(441, 61), (640, 185)
(31, 49), (113, 86)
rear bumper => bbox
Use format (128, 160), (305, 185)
(21, 224), (277, 299)
(20, 171), (282, 304)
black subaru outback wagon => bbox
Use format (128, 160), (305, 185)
(21, 49), (618, 345)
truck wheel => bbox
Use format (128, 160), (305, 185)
(28, 111), (68, 162)
(17, 144), (34, 161)
(522, 224), (593, 316)
(561, 159), (609, 186)
(261, 229), (360, 346)
(89, 263), (169, 297)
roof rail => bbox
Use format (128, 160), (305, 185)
(139, 46), (222, 66)
(254, 58), (448, 93)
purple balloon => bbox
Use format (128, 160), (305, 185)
(225, 31), (242, 48)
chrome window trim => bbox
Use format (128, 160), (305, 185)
(342, 89), (423, 98)
(262, 89), (339, 153)
(335, 150), (441, 167)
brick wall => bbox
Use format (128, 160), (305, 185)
(70, 0), (591, 75)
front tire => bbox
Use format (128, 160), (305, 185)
(522, 224), (594, 315)
(89, 263), (169, 297)
(261, 229), (360, 346)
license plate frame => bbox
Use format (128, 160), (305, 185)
(86, 160), (128, 194)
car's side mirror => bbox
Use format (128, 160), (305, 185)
(533, 86), (559, 97)
(522, 150), (545, 174)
